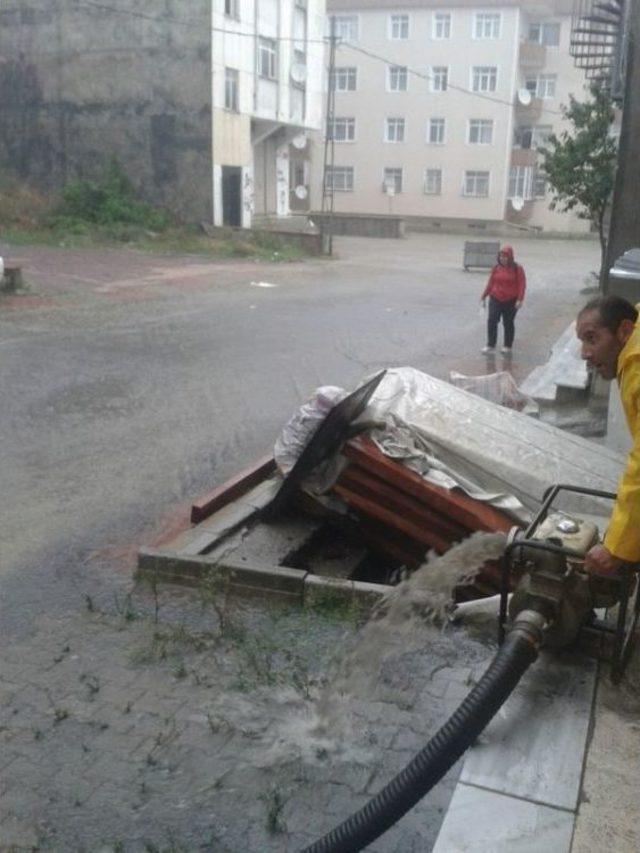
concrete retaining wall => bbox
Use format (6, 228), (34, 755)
(0, 0), (213, 222)
(309, 212), (405, 239)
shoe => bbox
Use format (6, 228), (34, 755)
(501, 346), (512, 354)
(481, 346), (495, 354)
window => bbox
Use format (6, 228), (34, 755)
(224, 68), (239, 111)
(514, 125), (553, 148)
(385, 117), (405, 142)
(472, 66), (497, 92)
(526, 74), (556, 99)
(433, 12), (451, 39)
(533, 171), (547, 197)
(331, 67), (357, 91)
(325, 166), (354, 191)
(329, 117), (356, 141)
(427, 117), (445, 144)
(508, 165), (534, 199)
(431, 66), (448, 92)
(224, 0), (239, 19)
(424, 168), (442, 195)
(258, 37), (277, 80)
(383, 167), (403, 194)
(388, 65), (408, 91)
(390, 14), (409, 39)
(331, 14), (358, 41)
(463, 170), (490, 197)
(474, 13), (501, 39)
(529, 21), (560, 46)
(468, 119), (493, 144)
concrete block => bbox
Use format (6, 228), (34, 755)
(303, 573), (388, 610)
(137, 548), (306, 600)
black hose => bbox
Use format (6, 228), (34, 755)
(302, 625), (540, 853)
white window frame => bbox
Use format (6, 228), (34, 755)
(525, 74), (556, 99)
(385, 117), (406, 143)
(471, 66), (498, 92)
(383, 167), (403, 194)
(508, 165), (534, 200)
(325, 165), (354, 191)
(533, 170), (547, 198)
(389, 13), (409, 39)
(432, 12), (451, 39)
(331, 66), (357, 91)
(224, 67), (239, 112)
(258, 37), (277, 80)
(331, 14), (358, 41)
(329, 117), (356, 142)
(473, 12), (501, 39)
(431, 66), (448, 92)
(468, 119), (493, 144)
(463, 170), (490, 197)
(424, 168), (442, 195)
(388, 65), (408, 92)
(528, 21), (560, 46)
(427, 117), (445, 144)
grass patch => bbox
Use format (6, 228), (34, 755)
(0, 165), (309, 261)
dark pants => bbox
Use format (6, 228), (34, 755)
(487, 296), (518, 348)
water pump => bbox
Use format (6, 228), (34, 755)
(303, 483), (639, 853)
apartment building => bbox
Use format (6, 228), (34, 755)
(213, 0), (326, 226)
(0, 0), (325, 226)
(314, 0), (590, 232)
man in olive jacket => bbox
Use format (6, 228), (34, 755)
(576, 295), (640, 575)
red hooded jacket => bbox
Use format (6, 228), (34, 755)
(481, 245), (526, 303)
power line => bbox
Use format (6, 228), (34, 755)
(71, 0), (328, 43)
(339, 41), (565, 117)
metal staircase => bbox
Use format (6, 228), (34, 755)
(570, 0), (628, 100)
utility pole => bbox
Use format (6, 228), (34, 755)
(320, 18), (337, 255)
(605, 0), (640, 277)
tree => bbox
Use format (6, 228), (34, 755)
(540, 85), (618, 286)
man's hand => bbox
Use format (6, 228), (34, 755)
(584, 543), (623, 577)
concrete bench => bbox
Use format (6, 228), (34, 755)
(463, 241), (499, 271)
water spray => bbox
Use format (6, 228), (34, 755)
(302, 484), (639, 853)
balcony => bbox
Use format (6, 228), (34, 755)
(514, 96), (543, 123)
(519, 41), (546, 68)
(505, 200), (534, 224)
(511, 148), (538, 167)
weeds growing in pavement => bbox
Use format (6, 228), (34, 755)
(261, 786), (289, 835)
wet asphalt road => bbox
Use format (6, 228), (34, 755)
(0, 234), (599, 638)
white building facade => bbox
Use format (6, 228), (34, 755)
(212, 0), (326, 226)
(314, 0), (591, 232)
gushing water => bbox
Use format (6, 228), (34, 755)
(313, 531), (507, 734)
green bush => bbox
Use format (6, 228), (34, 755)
(57, 159), (169, 231)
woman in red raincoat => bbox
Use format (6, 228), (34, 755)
(480, 245), (526, 355)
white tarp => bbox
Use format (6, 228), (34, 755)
(359, 367), (624, 521)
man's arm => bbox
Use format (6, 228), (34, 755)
(587, 361), (640, 574)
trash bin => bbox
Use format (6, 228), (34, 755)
(608, 248), (640, 302)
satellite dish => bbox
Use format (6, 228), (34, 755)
(294, 185), (308, 200)
(511, 197), (525, 211)
(292, 133), (307, 149)
(517, 88), (532, 106)
(290, 63), (307, 84)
